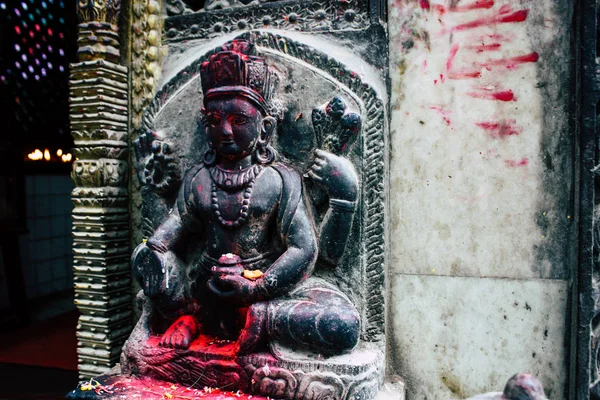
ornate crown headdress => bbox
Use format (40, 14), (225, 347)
(200, 40), (278, 115)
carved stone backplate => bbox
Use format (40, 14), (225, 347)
(141, 30), (387, 339)
(116, 27), (388, 399)
(68, 0), (388, 396)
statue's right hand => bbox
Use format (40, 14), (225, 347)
(207, 275), (261, 306)
(132, 243), (166, 298)
(143, 265), (165, 298)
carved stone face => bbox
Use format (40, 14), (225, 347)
(204, 96), (264, 161)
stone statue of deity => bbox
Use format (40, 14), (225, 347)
(121, 41), (370, 396)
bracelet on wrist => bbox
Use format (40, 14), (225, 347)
(255, 278), (271, 300)
(147, 238), (168, 253)
(329, 198), (357, 212)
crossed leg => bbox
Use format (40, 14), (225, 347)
(237, 278), (360, 356)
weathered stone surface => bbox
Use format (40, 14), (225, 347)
(389, 274), (568, 399)
(388, 0), (573, 280)
(386, 0), (573, 396)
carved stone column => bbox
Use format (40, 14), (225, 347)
(69, 0), (132, 379)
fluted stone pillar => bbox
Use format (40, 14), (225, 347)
(69, 0), (132, 379)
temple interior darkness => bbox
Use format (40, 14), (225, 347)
(0, 0), (79, 397)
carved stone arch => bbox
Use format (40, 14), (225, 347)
(138, 30), (387, 341)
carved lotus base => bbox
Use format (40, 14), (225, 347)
(115, 334), (384, 400)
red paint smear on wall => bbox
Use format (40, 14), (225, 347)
(476, 120), (522, 138)
(498, 4), (512, 14)
(468, 89), (516, 101)
(481, 52), (539, 69)
(505, 158), (529, 167)
(453, 9), (529, 32)
(466, 43), (502, 52)
(478, 33), (514, 42)
(446, 44), (460, 74)
(449, 52), (538, 80)
(448, 69), (482, 80)
(433, 4), (446, 14)
(451, 0), (495, 12)
(430, 106), (452, 125)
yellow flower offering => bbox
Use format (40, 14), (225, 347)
(243, 269), (264, 280)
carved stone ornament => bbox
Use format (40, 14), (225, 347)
(131, 0), (163, 130)
(134, 131), (182, 195)
(78, 0), (121, 25)
(76, 0), (122, 62)
(163, 0), (368, 41)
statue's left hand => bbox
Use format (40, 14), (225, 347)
(133, 130), (181, 195)
(132, 243), (167, 298)
(307, 149), (359, 202)
(207, 275), (261, 305)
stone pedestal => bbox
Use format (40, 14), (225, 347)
(120, 334), (382, 400)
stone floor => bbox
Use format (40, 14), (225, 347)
(0, 363), (78, 399)
(0, 310), (78, 370)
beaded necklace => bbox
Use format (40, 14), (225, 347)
(209, 164), (263, 191)
(209, 164), (263, 229)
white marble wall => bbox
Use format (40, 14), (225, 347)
(387, 0), (573, 398)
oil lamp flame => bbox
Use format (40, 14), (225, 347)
(27, 148), (72, 162)
(27, 149), (44, 160)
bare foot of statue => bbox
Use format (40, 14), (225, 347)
(159, 315), (200, 349)
(235, 303), (267, 355)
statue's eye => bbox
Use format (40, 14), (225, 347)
(207, 117), (220, 127)
(231, 116), (248, 126)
